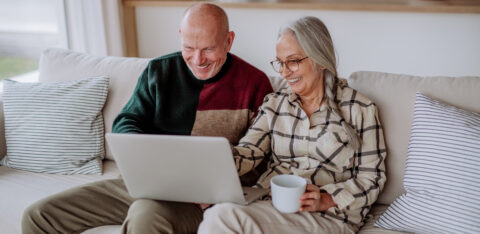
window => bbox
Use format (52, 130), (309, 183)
(0, 0), (67, 82)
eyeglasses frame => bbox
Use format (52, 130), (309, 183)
(270, 56), (309, 73)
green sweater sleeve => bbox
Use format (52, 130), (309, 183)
(112, 62), (155, 133)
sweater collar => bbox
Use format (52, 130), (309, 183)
(189, 53), (232, 84)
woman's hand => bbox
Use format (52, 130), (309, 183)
(299, 184), (337, 212)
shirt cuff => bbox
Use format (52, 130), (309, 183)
(321, 184), (355, 210)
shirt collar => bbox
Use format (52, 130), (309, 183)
(285, 86), (329, 111)
(285, 83), (346, 125)
(286, 86), (300, 104)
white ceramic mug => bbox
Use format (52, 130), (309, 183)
(270, 174), (307, 213)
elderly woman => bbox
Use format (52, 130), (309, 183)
(198, 16), (386, 233)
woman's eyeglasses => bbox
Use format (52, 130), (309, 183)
(270, 57), (308, 73)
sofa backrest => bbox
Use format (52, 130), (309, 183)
(0, 99), (5, 159)
(348, 71), (480, 205)
(38, 48), (150, 160)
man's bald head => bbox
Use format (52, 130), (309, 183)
(181, 3), (229, 37)
(179, 3), (235, 80)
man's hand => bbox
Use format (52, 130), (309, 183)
(298, 184), (337, 212)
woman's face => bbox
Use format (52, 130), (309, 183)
(275, 32), (324, 98)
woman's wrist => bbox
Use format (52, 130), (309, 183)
(320, 192), (337, 211)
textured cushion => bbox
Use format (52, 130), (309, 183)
(358, 204), (408, 234)
(374, 93), (480, 233)
(0, 160), (120, 234)
(1, 77), (109, 174)
(348, 72), (480, 205)
(0, 97), (5, 160)
(38, 48), (150, 160)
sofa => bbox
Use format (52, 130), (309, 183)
(0, 48), (478, 234)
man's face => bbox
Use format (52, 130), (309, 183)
(180, 22), (234, 80)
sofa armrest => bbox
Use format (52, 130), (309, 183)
(0, 95), (5, 160)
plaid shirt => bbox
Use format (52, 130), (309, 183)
(233, 82), (387, 225)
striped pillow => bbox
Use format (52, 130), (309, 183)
(0, 77), (109, 174)
(375, 92), (480, 233)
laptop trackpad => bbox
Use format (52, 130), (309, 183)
(242, 187), (269, 204)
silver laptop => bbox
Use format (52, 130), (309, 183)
(106, 133), (269, 205)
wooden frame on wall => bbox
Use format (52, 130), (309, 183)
(121, 0), (480, 57)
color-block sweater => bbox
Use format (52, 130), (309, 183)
(112, 52), (273, 146)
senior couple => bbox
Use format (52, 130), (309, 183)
(22, 3), (386, 234)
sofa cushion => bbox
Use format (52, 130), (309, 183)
(357, 204), (408, 234)
(0, 160), (120, 234)
(374, 93), (480, 233)
(347, 71), (480, 205)
(1, 77), (109, 174)
(38, 48), (150, 160)
(0, 97), (5, 160)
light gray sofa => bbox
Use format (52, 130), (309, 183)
(0, 48), (479, 234)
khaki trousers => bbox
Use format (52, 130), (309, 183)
(22, 178), (203, 234)
(198, 201), (359, 234)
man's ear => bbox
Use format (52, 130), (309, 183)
(225, 31), (235, 52)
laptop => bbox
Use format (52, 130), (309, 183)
(106, 133), (269, 205)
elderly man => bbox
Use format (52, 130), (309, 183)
(22, 3), (272, 234)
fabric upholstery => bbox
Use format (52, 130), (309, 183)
(358, 204), (408, 234)
(374, 93), (480, 233)
(38, 48), (150, 160)
(0, 97), (5, 160)
(347, 71), (480, 205)
(1, 77), (109, 174)
(0, 160), (120, 234)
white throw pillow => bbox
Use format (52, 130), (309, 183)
(0, 77), (109, 174)
(375, 92), (480, 233)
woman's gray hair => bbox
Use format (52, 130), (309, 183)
(279, 16), (361, 149)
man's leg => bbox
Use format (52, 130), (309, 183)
(122, 199), (203, 234)
(22, 178), (133, 234)
(198, 201), (359, 234)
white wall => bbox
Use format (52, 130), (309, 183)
(136, 6), (480, 78)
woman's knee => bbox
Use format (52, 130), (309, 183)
(204, 203), (241, 218)
(199, 203), (246, 233)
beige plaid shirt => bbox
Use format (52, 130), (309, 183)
(233, 83), (387, 225)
